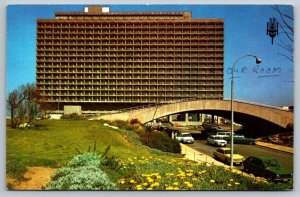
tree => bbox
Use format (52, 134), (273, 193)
(6, 83), (41, 128)
(24, 84), (40, 123)
(273, 5), (294, 62)
(6, 87), (26, 128)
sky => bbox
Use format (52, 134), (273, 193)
(6, 4), (294, 107)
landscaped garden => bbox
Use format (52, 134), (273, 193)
(6, 118), (292, 190)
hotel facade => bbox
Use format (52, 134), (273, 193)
(36, 6), (224, 111)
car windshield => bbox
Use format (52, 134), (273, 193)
(264, 159), (281, 168)
(182, 134), (191, 137)
(214, 136), (223, 140)
(224, 150), (237, 154)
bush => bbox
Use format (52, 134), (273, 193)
(46, 152), (116, 190)
(60, 113), (85, 120)
(112, 119), (145, 135)
(6, 157), (27, 181)
(140, 132), (181, 153)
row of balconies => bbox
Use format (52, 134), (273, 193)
(36, 59), (223, 63)
(43, 92), (222, 97)
(36, 62), (223, 67)
(38, 24), (223, 29)
(38, 85), (223, 91)
(38, 83), (223, 89)
(36, 45), (223, 52)
(38, 21), (222, 27)
(36, 72), (223, 77)
(37, 71), (223, 79)
(37, 40), (223, 46)
(36, 71), (223, 76)
(37, 52), (223, 57)
(37, 35), (223, 41)
(42, 87), (223, 93)
(45, 96), (223, 103)
(36, 55), (223, 59)
(36, 34), (223, 39)
(37, 76), (223, 82)
(36, 79), (223, 85)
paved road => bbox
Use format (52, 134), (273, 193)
(187, 140), (293, 171)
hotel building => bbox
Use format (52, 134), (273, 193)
(36, 6), (224, 111)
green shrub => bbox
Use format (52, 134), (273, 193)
(140, 132), (181, 153)
(46, 152), (116, 190)
(6, 157), (27, 181)
(60, 113), (85, 120)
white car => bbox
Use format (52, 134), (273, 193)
(176, 133), (194, 144)
(207, 135), (227, 147)
(215, 131), (232, 139)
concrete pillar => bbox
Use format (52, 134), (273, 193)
(185, 113), (189, 123)
(200, 113), (205, 123)
(217, 116), (222, 124)
(168, 115), (172, 122)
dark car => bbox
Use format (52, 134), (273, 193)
(243, 156), (293, 182)
(223, 135), (256, 145)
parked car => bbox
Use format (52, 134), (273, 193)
(243, 156), (293, 182)
(213, 147), (244, 165)
(175, 133), (194, 144)
(202, 122), (222, 130)
(223, 134), (256, 145)
(215, 131), (231, 138)
(207, 135), (227, 147)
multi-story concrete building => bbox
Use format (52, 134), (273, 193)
(36, 6), (224, 111)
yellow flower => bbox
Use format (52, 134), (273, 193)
(130, 162), (134, 165)
(235, 182), (240, 185)
(228, 184), (232, 187)
(156, 175), (161, 179)
(187, 183), (193, 188)
(142, 182), (148, 186)
(184, 181), (190, 185)
(173, 182), (179, 186)
(229, 179), (234, 182)
(173, 187), (180, 190)
(166, 186), (174, 190)
(129, 180), (135, 183)
(186, 173), (193, 177)
(137, 187), (143, 190)
(192, 178), (197, 181)
(210, 180), (215, 183)
(147, 178), (154, 183)
(147, 187), (153, 190)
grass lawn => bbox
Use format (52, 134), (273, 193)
(6, 119), (292, 190)
(6, 119), (176, 168)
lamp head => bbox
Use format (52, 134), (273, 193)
(255, 57), (262, 64)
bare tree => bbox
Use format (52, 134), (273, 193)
(273, 5), (294, 62)
(6, 87), (26, 128)
(7, 83), (41, 128)
(24, 84), (40, 123)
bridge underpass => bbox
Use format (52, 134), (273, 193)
(169, 110), (290, 138)
(98, 99), (293, 137)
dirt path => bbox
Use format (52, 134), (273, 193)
(7, 167), (56, 190)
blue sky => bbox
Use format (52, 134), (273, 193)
(6, 4), (294, 107)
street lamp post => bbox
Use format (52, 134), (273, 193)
(230, 55), (262, 169)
